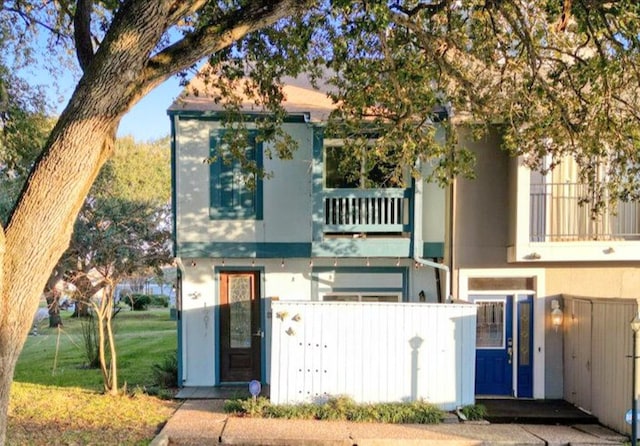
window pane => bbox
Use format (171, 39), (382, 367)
(476, 301), (505, 348)
(323, 295), (358, 302)
(325, 146), (358, 188)
(229, 276), (252, 348)
(519, 302), (531, 366)
(361, 295), (399, 302)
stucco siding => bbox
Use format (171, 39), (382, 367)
(453, 129), (509, 269)
(545, 266), (640, 299)
(174, 118), (313, 247)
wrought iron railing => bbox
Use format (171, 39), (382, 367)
(530, 182), (640, 241)
(323, 188), (411, 233)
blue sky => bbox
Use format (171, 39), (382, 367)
(116, 77), (183, 141)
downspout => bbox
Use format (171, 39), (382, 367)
(413, 254), (451, 303)
(412, 169), (451, 303)
(175, 257), (187, 384)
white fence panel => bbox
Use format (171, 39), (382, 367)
(270, 301), (476, 411)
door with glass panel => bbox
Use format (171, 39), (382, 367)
(219, 271), (261, 382)
(474, 296), (513, 396)
(473, 294), (534, 397)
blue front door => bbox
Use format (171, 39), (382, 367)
(474, 296), (513, 396)
(473, 294), (535, 397)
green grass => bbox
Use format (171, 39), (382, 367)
(8, 307), (179, 445)
(14, 307), (177, 389)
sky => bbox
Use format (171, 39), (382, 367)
(116, 77), (183, 141)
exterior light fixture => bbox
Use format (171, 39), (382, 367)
(191, 260), (197, 267)
(281, 258), (285, 268)
(551, 299), (563, 331)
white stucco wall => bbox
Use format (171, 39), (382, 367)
(174, 118), (313, 245)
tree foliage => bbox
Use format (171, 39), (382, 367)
(198, 1), (640, 211)
(60, 137), (172, 308)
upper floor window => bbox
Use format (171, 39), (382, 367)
(324, 139), (403, 189)
(209, 130), (263, 220)
(529, 157), (640, 241)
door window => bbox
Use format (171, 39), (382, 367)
(228, 275), (252, 348)
(476, 300), (505, 349)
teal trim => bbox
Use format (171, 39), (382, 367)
(178, 242), (311, 258)
(178, 240), (413, 258)
(214, 271), (220, 385)
(176, 269), (183, 385)
(167, 110), (309, 123)
(312, 239), (412, 258)
(423, 242), (444, 258)
(311, 266), (409, 302)
(170, 115), (178, 258)
(311, 128), (324, 242)
(209, 130), (264, 220)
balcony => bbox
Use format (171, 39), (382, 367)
(322, 188), (411, 235)
(509, 176), (640, 262)
(530, 182), (640, 242)
(312, 187), (413, 258)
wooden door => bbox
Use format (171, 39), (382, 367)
(219, 271), (261, 382)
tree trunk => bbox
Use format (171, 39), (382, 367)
(46, 292), (63, 328)
(72, 299), (92, 318)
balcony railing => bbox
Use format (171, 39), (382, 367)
(323, 188), (411, 234)
(530, 182), (640, 241)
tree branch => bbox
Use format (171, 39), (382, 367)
(144, 0), (314, 87)
(390, 1), (449, 17)
(74, 0), (94, 72)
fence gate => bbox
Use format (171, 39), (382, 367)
(564, 298), (592, 413)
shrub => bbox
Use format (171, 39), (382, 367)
(459, 404), (487, 421)
(223, 395), (444, 424)
(149, 294), (169, 307)
(80, 316), (100, 368)
(127, 294), (151, 311)
(152, 351), (178, 388)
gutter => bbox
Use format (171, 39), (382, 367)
(412, 164), (452, 303)
(413, 255), (451, 304)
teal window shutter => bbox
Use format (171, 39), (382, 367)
(209, 130), (263, 220)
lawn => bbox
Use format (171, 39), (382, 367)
(8, 307), (180, 445)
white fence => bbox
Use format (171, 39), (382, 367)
(270, 301), (477, 411)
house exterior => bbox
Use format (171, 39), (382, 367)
(170, 73), (640, 428)
(451, 130), (640, 433)
(168, 76), (468, 406)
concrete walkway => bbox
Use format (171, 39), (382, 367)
(151, 400), (629, 446)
